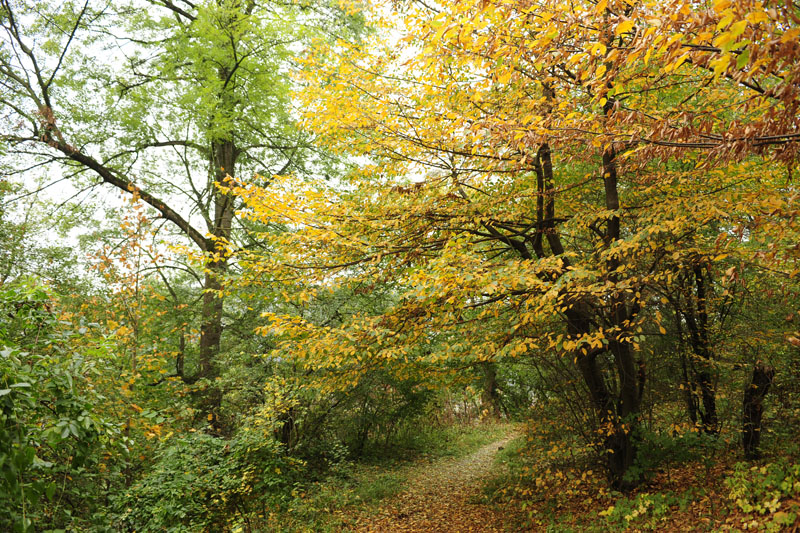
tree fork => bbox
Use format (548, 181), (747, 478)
(598, 98), (642, 488)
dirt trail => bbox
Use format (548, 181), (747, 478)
(347, 435), (514, 532)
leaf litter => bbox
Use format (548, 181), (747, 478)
(346, 435), (515, 532)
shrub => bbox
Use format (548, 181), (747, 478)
(726, 461), (800, 515)
(624, 426), (719, 484)
(599, 490), (697, 530)
(0, 279), (117, 532)
(114, 428), (302, 532)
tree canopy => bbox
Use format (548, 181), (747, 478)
(232, 0), (799, 486)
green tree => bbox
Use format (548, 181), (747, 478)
(0, 0), (357, 418)
(0, 278), (119, 532)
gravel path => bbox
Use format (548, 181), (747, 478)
(347, 435), (514, 532)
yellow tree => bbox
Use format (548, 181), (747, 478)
(233, 0), (799, 486)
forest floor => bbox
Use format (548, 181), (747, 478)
(260, 422), (800, 532)
(343, 433), (515, 532)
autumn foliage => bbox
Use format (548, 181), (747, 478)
(233, 0), (800, 488)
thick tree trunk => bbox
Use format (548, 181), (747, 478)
(199, 268), (224, 378)
(527, 81), (641, 489)
(199, 109), (237, 369)
(567, 302), (641, 489)
(575, 358), (637, 489)
(197, 130), (237, 430)
(743, 363), (774, 460)
(600, 138), (642, 489)
(534, 135), (642, 489)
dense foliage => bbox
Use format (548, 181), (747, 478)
(1, 0), (799, 531)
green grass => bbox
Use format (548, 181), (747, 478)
(479, 433), (526, 500)
(392, 419), (513, 458)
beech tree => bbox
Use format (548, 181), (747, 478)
(232, 0), (799, 486)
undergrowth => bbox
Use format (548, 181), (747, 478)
(480, 410), (800, 532)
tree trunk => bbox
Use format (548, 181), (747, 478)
(743, 363), (774, 460)
(680, 264), (718, 434)
(199, 268), (223, 379)
(680, 350), (699, 426)
(570, 308), (640, 490)
(525, 81), (641, 489)
(196, 134), (237, 430)
(600, 133), (642, 489)
(480, 362), (504, 419)
(533, 133), (642, 489)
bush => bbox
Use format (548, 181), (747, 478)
(599, 490), (697, 530)
(624, 426), (720, 484)
(114, 428), (302, 532)
(0, 279), (117, 532)
(726, 461), (800, 513)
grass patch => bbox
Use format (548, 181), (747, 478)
(480, 433), (527, 500)
(275, 466), (406, 532)
(399, 419), (513, 458)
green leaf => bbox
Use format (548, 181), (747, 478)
(45, 482), (57, 501)
(736, 48), (750, 69)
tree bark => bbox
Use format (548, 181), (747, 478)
(680, 263), (718, 433)
(198, 137), (237, 377)
(480, 362), (504, 419)
(743, 363), (774, 460)
(600, 134), (642, 489)
(532, 135), (642, 489)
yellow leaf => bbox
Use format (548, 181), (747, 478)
(728, 19), (748, 39)
(746, 10), (768, 24)
(717, 13), (734, 31)
(712, 54), (731, 77)
(615, 19), (635, 36)
(591, 42), (607, 56)
(781, 28), (800, 43)
(497, 69), (513, 84)
(713, 0), (732, 12)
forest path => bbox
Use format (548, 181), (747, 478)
(345, 434), (515, 532)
